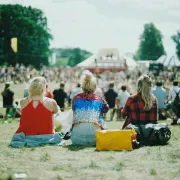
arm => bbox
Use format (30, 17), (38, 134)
(52, 100), (58, 114)
(122, 97), (132, 129)
(102, 99), (109, 113)
(151, 99), (158, 124)
(121, 97), (132, 116)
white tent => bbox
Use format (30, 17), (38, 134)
(76, 54), (97, 67)
(76, 48), (137, 69)
(123, 56), (137, 69)
(156, 55), (180, 66)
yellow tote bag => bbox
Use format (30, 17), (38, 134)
(96, 129), (136, 151)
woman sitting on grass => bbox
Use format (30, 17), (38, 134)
(71, 70), (109, 146)
(10, 77), (62, 147)
(122, 74), (158, 129)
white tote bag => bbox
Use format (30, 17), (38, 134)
(54, 107), (73, 134)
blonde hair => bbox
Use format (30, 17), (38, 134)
(28, 76), (46, 96)
(81, 70), (96, 93)
(137, 75), (155, 111)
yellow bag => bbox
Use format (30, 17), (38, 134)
(96, 129), (136, 151)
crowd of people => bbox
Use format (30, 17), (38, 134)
(0, 64), (180, 147)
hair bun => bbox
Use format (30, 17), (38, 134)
(85, 74), (92, 81)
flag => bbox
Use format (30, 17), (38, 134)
(11, 37), (18, 53)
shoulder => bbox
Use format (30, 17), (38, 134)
(72, 92), (84, 102)
(45, 97), (57, 104)
(162, 88), (166, 92)
(131, 93), (139, 99)
(53, 89), (58, 93)
(114, 91), (118, 95)
(10, 90), (14, 95)
(169, 88), (173, 92)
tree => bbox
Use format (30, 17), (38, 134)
(135, 23), (166, 60)
(68, 48), (82, 67)
(172, 31), (180, 60)
(0, 4), (52, 68)
(67, 48), (92, 67)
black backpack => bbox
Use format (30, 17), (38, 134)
(172, 90), (180, 117)
(126, 123), (171, 146)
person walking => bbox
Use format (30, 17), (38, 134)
(104, 82), (118, 121)
(53, 82), (68, 111)
(1, 82), (14, 119)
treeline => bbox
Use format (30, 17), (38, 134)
(52, 48), (92, 67)
(0, 4), (180, 69)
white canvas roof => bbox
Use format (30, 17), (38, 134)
(156, 55), (180, 66)
(76, 49), (137, 69)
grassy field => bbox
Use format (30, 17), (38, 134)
(0, 83), (180, 180)
(0, 120), (180, 180)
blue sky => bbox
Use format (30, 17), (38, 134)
(1, 0), (180, 55)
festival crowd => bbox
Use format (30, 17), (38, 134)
(0, 64), (179, 147)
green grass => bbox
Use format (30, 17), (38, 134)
(150, 168), (157, 176)
(0, 120), (180, 180)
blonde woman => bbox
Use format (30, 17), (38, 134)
(71, 70), (109, 146)
(122, 75), (158, 129)
(10, 77), (62, 147)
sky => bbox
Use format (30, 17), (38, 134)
(1, 0), (180, 55)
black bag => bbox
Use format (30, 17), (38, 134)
(125, 123), (171, 146)
(172, 90), (180, 117)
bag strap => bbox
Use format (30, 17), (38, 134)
(173, 89), (180, 95)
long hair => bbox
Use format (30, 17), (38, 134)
(137, 75), (155, 111)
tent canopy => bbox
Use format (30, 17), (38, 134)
(156, 55), (180, 66)
(76, 48), (137, 69)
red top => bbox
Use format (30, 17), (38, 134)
(45, 89), (53, 98)
(16, 98), (54, 136)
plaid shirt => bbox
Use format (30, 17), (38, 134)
(122, 93), (158, 129)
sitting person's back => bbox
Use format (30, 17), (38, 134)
(122, 75), (158, 129)
(71, 71), (109, 146)
(10, 77), (62, 147)
(16, 97), (54, 135)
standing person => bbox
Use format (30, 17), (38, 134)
(45, 85), (53, 98)
(116, 85), (130, 120)
(168, 81), (180, 125)
(70, 83), (82, 100)
(152, 81), (167, 120)
(53, 82), (67, 111)
(1, 82), (14, 119)
(122, 75), (158, 129)
(104, 82), (118, 121)
(71, 70), (109, 146)
(94, 86), (103, 97)
(10, 77), (62, 147)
